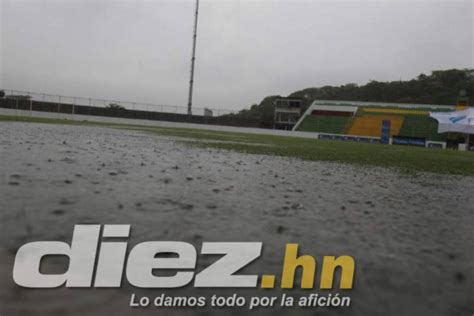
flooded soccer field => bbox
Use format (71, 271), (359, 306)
(0, 122), (473, 316)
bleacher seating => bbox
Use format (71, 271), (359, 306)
(296, 115), (349, 134)
(361, 107), (430, 115)
(294, 103), (452, 141)
(397, 115), (445, 141)
(346, 115), (404, 137)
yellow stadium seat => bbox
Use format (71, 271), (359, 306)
(362, 108), (430, 115)
(346, 115), (404, 137)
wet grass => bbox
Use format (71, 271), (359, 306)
(1, 114), (474, 175)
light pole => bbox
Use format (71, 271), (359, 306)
(187, 0), (199, 117)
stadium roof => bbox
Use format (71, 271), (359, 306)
(309, 105), (358, 113)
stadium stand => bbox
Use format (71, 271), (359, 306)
(294, 100), (455, 141)
(297, 115), (350, 134)
(346, 115), (404, 137)
(361, 107), (430, 115)
(294, 104), (357, 133)
(398, 115), (445, 141)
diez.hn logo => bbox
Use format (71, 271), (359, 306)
(13, 225), (355, 290)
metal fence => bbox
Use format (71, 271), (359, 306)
(1, 89), (239, 117)
(0, 88), (275, 128)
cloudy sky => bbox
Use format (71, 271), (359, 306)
(1, 0), (472, 110)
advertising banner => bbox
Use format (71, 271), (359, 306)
(430, 108), (474, 134)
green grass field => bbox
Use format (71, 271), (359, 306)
(1, 114), (473, 175)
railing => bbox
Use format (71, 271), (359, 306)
(0, 88), (276, 128)
(1, 89), (239, 117)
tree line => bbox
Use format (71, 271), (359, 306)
(222, 69), (473, 128)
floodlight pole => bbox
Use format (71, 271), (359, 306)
(187, 0), (199, 117)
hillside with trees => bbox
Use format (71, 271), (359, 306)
(223, 69), (473, 128)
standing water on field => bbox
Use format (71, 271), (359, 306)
(0, 122), (472, 316)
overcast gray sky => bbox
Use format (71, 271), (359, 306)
(1, 0), (473, 110)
